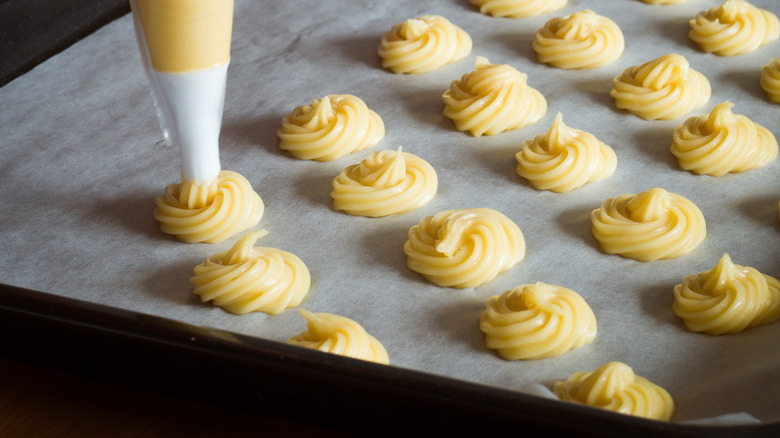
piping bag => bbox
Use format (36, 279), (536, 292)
(130, 0), (234, 184)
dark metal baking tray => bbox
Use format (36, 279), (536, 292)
(2, 283), (776, 437)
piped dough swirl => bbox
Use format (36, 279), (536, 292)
(190, 230), (310, 315)
(154, 170), (264, 244)
(554, 362), (674, 421)
(470, 0), (567, 18)
(287, 309), (389, 365)
(610, 54), (711, 120)
(533, 10), (625, 69)
(761, 58), (780, 103)
(671, 101), (778, 176)
(480, 282), (597, 360)
(591, 188), (706, 262)
(673, 254), (780, 335)
(689, 0), (779, 56)
(331, 147), (437, 217)
(516, 112), (617, 192)
(404, 208), (526, 288)
(277, 94), (385, 161)
(443, 56), (547, 136)
(378, 15), (472, 74)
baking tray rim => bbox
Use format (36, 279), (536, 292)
(1, 282), (776, 437)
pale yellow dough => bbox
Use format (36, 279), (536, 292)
(191, 231), (310, 315)
(516, 113), (617, 193)
(480, 282), (597, 360)
(591, 188), (706, 262)
(673, 254), (780, 335)
(671, 101), (778, 176)
(277, 94), (385, 161)
(533, 10), (624, 69)
(690, 0), (779, 56)
(404, 208), (525, 288)
(554, 362), (674, 421)
(287, 309), (389, 365)
(154, 170), (264, 244)
(331, 147), (437, 217)
(470, 0), (567, 18)
(443, 56), (546, 137)
(610, 54), (710, 120)
(761, 58), (780, 103)
(378, 15), (472, 74)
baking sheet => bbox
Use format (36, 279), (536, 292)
(1, 0), (778, 423)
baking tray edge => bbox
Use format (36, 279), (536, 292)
(1, 283), (776, 437)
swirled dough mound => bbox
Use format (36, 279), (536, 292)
(404, 208), (526, 288)
(533, 10), (624, 69)
(277, 94), (385, 161)
(761, 58), (780, 103)
(554, 362), (674, 421)
(331, 147), (437, 217)
(470, 0), (567, 18)
(673, 254), (780, 335)
(378, 15), (472, 74)
(591, 188), (706, 262)
(154, 170), (264, 244)
(689, 0), (779, 56)
(287, 309), (389, 364)
(480, 282), (597, 360)
(610, 54), (711, 120)
(671, 101), (778, 176)
(516, 113), (617, 193)
(442, 56), (547, 137)
(191, 231), (310, 315)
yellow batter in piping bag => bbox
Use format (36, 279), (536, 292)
(131, 0), (263, 243)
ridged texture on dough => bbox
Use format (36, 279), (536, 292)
(689, 0), (779, 56)
(671, 101), (777, 176)
(154, 170), (264, 244)
(404, 208), (525, 288)
(554, 362), (674, 421)
(610, 54), (711, 120)
(277, 94), (385, 161)
(191, 231), (310, 315)
(516, 112), (617, 192)
(533, 10), (624, 69)
(287, 309), (390, 364)
(673, 254), (780, 335)
(591, 188), (706, 262)
(443, 56), (547, 136)
(378, 15), (472, 74)
(331, 147), (437, 217)
(480, 282), (597, 360)
(761, 58), (780, 103)
(470, 0), (567, 18)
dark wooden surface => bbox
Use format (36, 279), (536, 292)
(0, 356), (351, 438)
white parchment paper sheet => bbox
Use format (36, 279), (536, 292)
(1, 0), (778, 423)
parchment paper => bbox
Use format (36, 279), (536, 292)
(1, 0), (778, 423)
